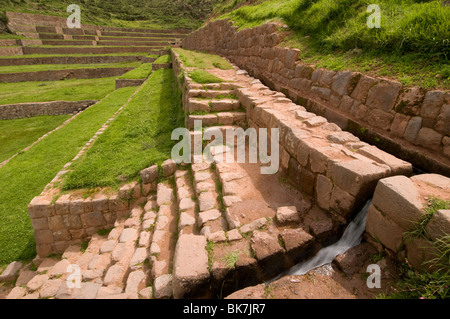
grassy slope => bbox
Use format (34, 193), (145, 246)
(214, 0), (450, 89)
(0, 77), (116, 105)
(174, 48), (233, 70)
(2, 0), (226, 29)
(0, 86), (137, 264)
(118, 63), (153, 79)
(63, 68), (184, 191)
(0, 115), (71, 163)
(154, 54), (172, 64)
(0, 53), (149, 59)
(0, 61), (141, 73)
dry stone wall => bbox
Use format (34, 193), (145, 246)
(0, 55), (155, 67)
(182, 19), (450, 176)
(0, 67), (134, 83)
(171, 49), (413, 223)
(0, 100), (97, 120)
(115, 79), (146, 90)
(6, 11), (191, 34)
(365, 174), (450, 270)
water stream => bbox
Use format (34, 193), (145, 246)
(269, 200), (372, 282)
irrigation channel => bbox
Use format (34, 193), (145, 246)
(269, 200), (372, 283)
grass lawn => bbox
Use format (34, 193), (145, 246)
(154, 54), (172, 64)
(0, 53), (149, 59)
(63, 68), (184, 191)
(0, 77), (116, 105)
(118, 63), (153, 79)
(0, 115), (72, 163)
(0, 86), (138, 265)
(174, 48), (233, 70)
(189, 69), (224, 84)
(0, 61), (142, 74)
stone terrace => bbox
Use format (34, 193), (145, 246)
(1, 47), (423, 299)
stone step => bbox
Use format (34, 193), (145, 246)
(5, 195), (157, 299)
(191, 161), (229, 238)
(188, 112), (246, 129)
(188, 89), (233, 99)
(188, 98), (241, 113)
(174, 170), (198, 235)
(149, 180), (178, 298)
(172, 234), (209, 299)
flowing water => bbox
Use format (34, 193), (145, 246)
(269, 200), (372, 282)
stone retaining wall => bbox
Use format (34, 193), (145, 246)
(21, 46), (156, 56)
(0, 55), (155, 67)
(6, 11), (191, 35)
(115, 78), (146, 89)
(0, 47), (23, 56)
(171, 49), (413, 222)
(0, 39), (19, 46)
(0, 67), (134, 83)
(28, 172), (163, 257)
(182, 19), (450, 176)
(365, 174), (450, 270)
(0, 100), (97, 120)
(152, 63), (172, 71)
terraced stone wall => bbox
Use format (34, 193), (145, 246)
(182, 19), (450, 176)
(28, 176), (161, 257)
(0, 67), (134, 83)
(0, 100), (97, 120)
(171, 49), (413, 224)
(365, 174), (450, 269)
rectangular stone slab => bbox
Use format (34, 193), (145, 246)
(172, 234), (210, 299)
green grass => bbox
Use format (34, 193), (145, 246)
(2, 0), (224, 29)
(405, 197), (450, 240)
(222, 250), (240, 269)
(189, 69), (224, 84)
(0, 61), (141, 74)
(118, 63), (153, 79)
(154, 54), (172, 64)
(0, 115), (71, 163)
(0, 34), (25, 40)
(283, 35), (450, 90)
(0, 52), (149, 59)
(174, 48), (233, 70)
(380, 235), (450, 299)
(62, 68), (184, 190)
(216, 0), (450, 89)
(0, 86), (138, 264)
(0, 77), (116, 105)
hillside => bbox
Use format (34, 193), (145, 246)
(1, 0), (226, 29)
(212, 0), (450, 89)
